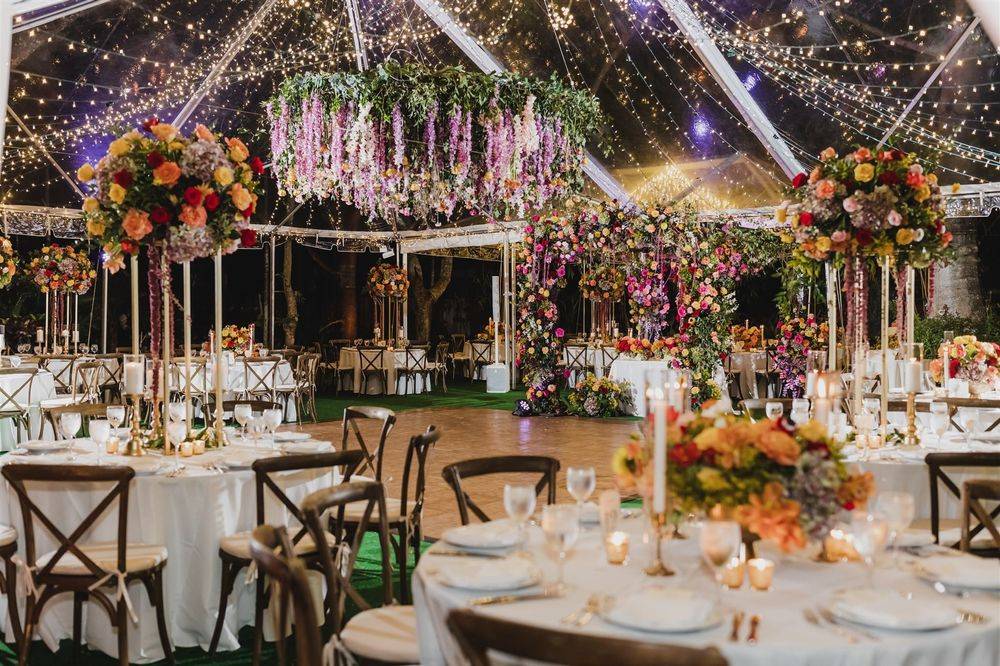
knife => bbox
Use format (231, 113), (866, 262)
(468, 590), (562, 606)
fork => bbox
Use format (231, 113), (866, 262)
(573, 595), (602, 627)
(561, 595), (598, 625)
(818, 607), (880, 642)
(958, 608), (988, 624)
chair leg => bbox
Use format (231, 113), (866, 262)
(2, 556), (22, 649)
(394, 530), (410, 605)
(72, 591), (84, 661)
(144, 570), (174, 665)
(116, 599), (129, 666)
(208, 559), (240, 655)
(251, 572), (266, 666)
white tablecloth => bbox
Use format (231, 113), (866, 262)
(338, 348), (431, 395)
(726, 350), (827, 399)
(0, 370), (56, 450)
(609, 357), (729, 417)
(414, 518), (999, 666)
(0, 441), (337, 663)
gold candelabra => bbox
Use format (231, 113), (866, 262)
(123, 393), (146, 457)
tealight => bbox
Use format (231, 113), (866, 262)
(721, 557), (745, 589)
(105, 437), (119, 455)
(192, 440), (206, 455)
(179, 442), (193, 457)
(747, 558), (775, 591)
(604, 531), (629, 565)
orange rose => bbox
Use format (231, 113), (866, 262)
(122, 209), (152, 241)
(229, 183), (252, 210)
(225, 137), (249, 162)
(179, 204), (207, 228)
(734, 482), (806, 552)
(814, 179), (836, 199)
(150, 123), (178, 142)
(152, 161), (181, 187)
(194, 123), (215, 141)
(755, 427), (800, 465)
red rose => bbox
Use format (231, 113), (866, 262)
(878, 171), (900, 185)
(855, 228), (873, 246)
(799, 211), (814, 226)
(142, 116), (160, 130)
(843, 501), (855, 511)
(112, 169), (133, 187)
(239, 228), (258, 248)
(949, 358), (960, 377)
(150, 206), (171, 225)
(791, 172), (808, 188)
(249, 156), (265, 174)
(146, 151), (165, 168)
(121, 239), (138, 255)
(183, 186), (203, 206)
(203, 192), (220, 212)
(890, 148), (905, 160)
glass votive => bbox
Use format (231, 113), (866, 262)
(192, 440), (206, 455)
(179, 441), (193, 457)
(747, 558), (775, 591)
(105, 437), (119, 455)
(721, 557), (745, 589)
(604, 531), (630, 565)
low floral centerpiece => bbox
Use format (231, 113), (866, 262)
(615, 335), (684, 361)
(930, 335), (1000, 395)
(27, 244), (96, 294)
(0, 237), (17, 289)
(565, 373), (632, 417)
(773, 314), (829, 397)
(220, 324), (253, 355)
(367, 263), (409, 300)
(730, 324), (762, 351)
(613, 402), (873, 552)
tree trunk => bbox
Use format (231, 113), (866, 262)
(930, 219), (983, 317)
(408, 255), (453, 341)
(281, 240), (298, 345)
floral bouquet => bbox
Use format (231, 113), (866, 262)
(475, 319), (505, 342)
(579, 266), (625, 302)
(524, 372), (567, 415)
(626, 268), (671, 340)
(79, 118), (264, 269)
(730, 324), (762, 351)
(773, 314), (829, 397)
(929, 335), (1000, 393)
(27, 244), (96, 294)
(565, 373), (632, 417)
(615, 335), (684, 361)
(613, 402), (873, 552)
(367, 263), (409, 300)
(777, 146), (952, 268)
(0, 237), (17, 289)
(220, 324), (253, 355)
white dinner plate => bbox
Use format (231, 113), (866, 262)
(20, 440), (70, 454)
(123, 457), (165, 476)
(600, 587), (722, 633)
(274, 431), (311, 442)
(442, 520), (521, 550)
(281, 440), (332, 455)
(827, 588), (960, 631)
(221, 450), (276, 469)
(431, 557), (541, 591)
(915, 555), (1000, 591)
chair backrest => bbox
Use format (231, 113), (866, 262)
(470, 341), (492, 365)
(249, 525), (322, 666)
(450, 334), (466, 353)
(251, 450), (365, 552)
(0, 368), (37, 415)
(926, 452), (1000, 548)
(202, 399), (280, 423)
(358, 347), (384, 373)
(73, 360), (105, 402)
(563, 345), (589, 369)
(399, 426), (441, 523)
(446, 608), (729, 666)
(41, 354), (77, 393)
(738, 398), (795, 421)
(340, 406), (396, 480)
(301, 481), (393, 633)
(46, 402), (115, 438)
(442, 455), (560, 525)
(94, 354), (123, 387)
(2, 464), (134, 579)
(404, 347), (428, 371)
(961, 478), (1000, 554)
(242, 356), (283, 395)
(295, 352), (320, 386)
(435, 341), (450, 365)
(598, 346), (619, 369)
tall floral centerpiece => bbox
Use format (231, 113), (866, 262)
(613, 403), (873, 553)
(367, 263), (409, 343)
(773, 315), (829, 397)
(579, 265), (624, 337)
(0, 237), (17, 290)
(27, 244), (96, 351)
(929, 336), (1000, 396)
(268, 64), (601, 226)
(220, 324), (254, 356)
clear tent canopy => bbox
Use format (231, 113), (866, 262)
(1, 0), (998, 238)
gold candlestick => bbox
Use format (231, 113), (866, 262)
(123, 394), (146, 456)
(904, 392), (919, 448)
(645, 509), (675, 577)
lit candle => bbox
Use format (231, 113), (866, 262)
(721, 558), (745, 589)
(904, 359), (922, 394)
(805, 370), (819, 397)
(604, 531), (629, 565)
(192, 440), (205, 455)
(72, 329), (79, 343)
(36, 327), (43, 343)
(179, 441), (193, 457)
(652, 396), (667, 514)
(124, 360), (144, 394)
(105, 437), (119, 455)
(747, 558), (775, 591)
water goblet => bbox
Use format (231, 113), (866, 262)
(106, 405), (125, 431)
(233, 404), (252, 439)
(790, 399), (810, 425)
(249, 415), (266, 447)
(60, 412), (82, 461)
(848, 511), (889, 589)
(874, 491), (915, 564)
(263, 408), (283, 448)
(503, 484), (536, 547)
(89, 419), (111, 461)
(166, 420), (188, 470)
(541, 504), (580, 593)
(168, 402), (186, 423)
(699, 520), (741, 585)
(566, 467), (596, 507)
(765, 401), (783, 421)
(961, 411), (978, 445)
(929, 402), (949, 440)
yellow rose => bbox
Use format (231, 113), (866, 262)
(696, 468), (729, 492)
(927, 173), (938, 185)
(815, 236), (832, 252)
(86, 217), (106, 237)
(775, 206), (787, 224)
(214, 166), (234, 186)
(108, 138), (131, 157)
(229, 183), (252, 210)
(914, 185), (930, 202)
(108, 183), (126, 204)
(82, 197), (100, 213)
(951, 183), (961, 194)
(853, 163), (875, 183)
(896, 228), (915, 245)
(150, 123), (179, 142)
(225, 137), (250, 162)
(796, 419), (827, 442)
(76, 163), (95, 182)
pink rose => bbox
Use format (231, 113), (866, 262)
(554, 328), (565, 338)
(831, 230), (848, 243)
(842, 196), (859, 213)
(887, 210), (902, 226)
(815, 179), (836, 199)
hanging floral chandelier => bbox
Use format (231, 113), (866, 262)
(267, 63), (602, 227)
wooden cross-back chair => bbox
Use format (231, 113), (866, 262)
(357, 347), (387, 394)
(442, 455), (561, 525)
(0, 368), (37, 438)
(207, 450), (364, 662)
(342, 425), (440, 603)
(247, 526), (322, 666)
(943, 398), (1000, 433)
(432, 340), (450, 392)
(397, 347), (429, 395)
(40, 354), (78, 394)
(241, 356), (283, 402)
(1, 464), (173, 666)
(738, 398), (795, 422)
(45, 402), (115, 439)
(450, 333), (466, 353)
(302, 480), (420, 665)
(562, 345), (592, 384)
(598, 346), (619, 373)
(468, 341), (492, 379)
(926, 452), (1000, 553)
(961, 479), (1000, 557)
(171, 356), (210, 406)
(94, 354), (123, 392)
(294, 352), (320, 422)
(201, 399), (280, 426)
(72, 361), (105, 403)
(340, 406), (396, 482)
(447, 608), (729, 666)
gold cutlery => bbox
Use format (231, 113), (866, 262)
(958, 608), (988, 624)
(468, 589), (562, 606)
(803, 608), (857, 644)
(747, 615), (760, 644)
(573, 595), (602, 627)
(729, 611), (744, 642)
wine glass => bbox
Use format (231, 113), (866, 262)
(699, 520), (741, 585)
(234, 404), (252, 439)
(566, 467), (596, 507)
(929, 402), (949, 440)
(168, 402), (186, 424)
(790, 399), (810, 425)
(503, 484), (536, 546)
(848, 511), (888, 589)
(875, 491), (915, 564)
(263, 408), (283, 448)
(765, 401), (783, 421)
(249, 415), (266, 447)
(541, 504), (580, 593)
(166, 420), (187, 470)
(106, 405), (125, 431)
(961, 410), (979, 445)
(90, 419), (111, 461)
(60, 412), (82, 461)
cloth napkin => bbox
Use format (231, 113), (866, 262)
(432, 557), (539, 591)
(920, 555), (1000, 590)
(281, 440), (332, 454)
(831, 589), (955, 629)
(442, 520), (520, 549)
(605, 587), (714, 631)
(274, 431), (312, 442)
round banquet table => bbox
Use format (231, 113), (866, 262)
(337, 347), (432, 395)
(0, 441), (336, 663)
(413, 518), (999, 666)
(609, 357), (729, 417)
(0, 370), (56, 451)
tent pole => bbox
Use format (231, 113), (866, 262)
(101, 265), (108, 353)
(268, 235), (275, 349)
(0, 4), (11, 180)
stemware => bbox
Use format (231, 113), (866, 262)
(790, 399), (810, 425)
(249, 415), (267, 447)
(106, 405), (125, 430)
(60, 412), (82, 461)
(503, 484), (536, 546)
(961, 410), (978, 445)
(263, 408), (283, 446)
(166, 420), (188, 469)
(233, 404), (252, 439)
(699, 520), (741, 585)
(764, 401), (783, 421)
(541, 504), (580, 593)
(848, 511), (889, 589)
(929, 402), (949, 439)
(89, 419), (111, 460)
(168, 402), (186, 423)
(874, 491), (915, 564)
(566, 467), (596, 507)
